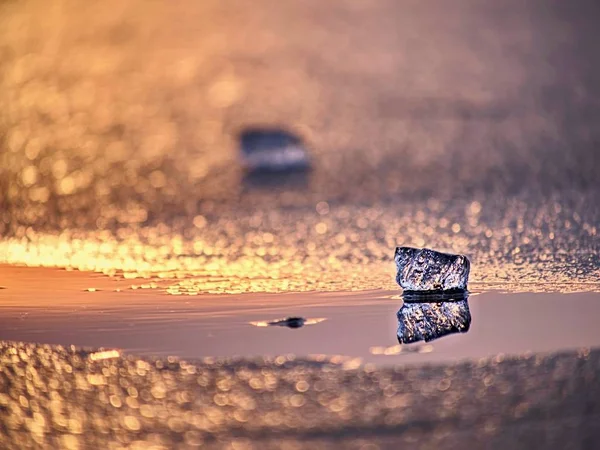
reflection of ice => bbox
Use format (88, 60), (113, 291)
(397, 294), (471, 344)
(395, 247), (470, 291)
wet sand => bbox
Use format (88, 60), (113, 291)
(1, 266), (598, 365)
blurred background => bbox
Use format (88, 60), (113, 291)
(1, 0), (599, 292)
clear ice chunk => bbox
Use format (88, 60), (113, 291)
(397, 295), (471, 344)
(239, 128), (310, 173)
(394, 247), (470, 291)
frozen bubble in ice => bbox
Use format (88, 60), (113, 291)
(397, 295), (471, 344)
(239, 128), (310, 173)
(394, 247), (470, 291)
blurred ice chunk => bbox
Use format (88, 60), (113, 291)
(397, 295), (471, 344)
(239, 128), (310, 173)
(395, 247), (470, 291)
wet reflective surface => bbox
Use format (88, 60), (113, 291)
(1, 267), (600, 365)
